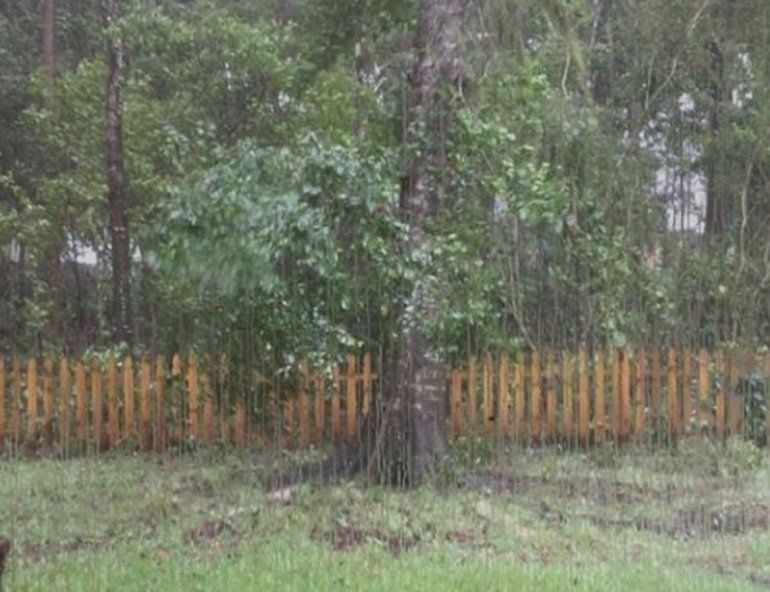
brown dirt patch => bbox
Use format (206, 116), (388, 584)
(311, 525), (417, 555)
(185, 519), (236, 543)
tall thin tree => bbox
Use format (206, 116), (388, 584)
(372, 0), (467, 485)
(102, 0), (133, 345)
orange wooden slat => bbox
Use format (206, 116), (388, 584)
(697, 349), (710, 432)
(610, 350), (619, 439)
(545, 350), (557, 441)
(299, 358), (310, 448)
(26, 358), (38, 450)
(123, 357), (135, 442)
(362, 353), (372, 416)
(284, 398), (295, 449)
(715, 350), (725, 440)
(42, 359), (54, 452)
(577, 346), (589, 444)
(531, 349), (541, 443)
(619, 349), (631, 440)
(666, 347), (678, 441)
(650, 347), (661, 442)
(727, 351), (742, 436)
(562, 353), (573, 443)
(91, 360), (103, 452)
(140, 357), (152, 450)
(483, 354), (494, 437)
(498, 357), (510, 439)
(468, 357), (478, 434)
(107, 359), (119, 448)
(154, 356), (166, 452)
(75, 362), (88, 447)
(594, 350), (606, 442)
(59, 359), (70, 454)
(450, 369), (462, 439)
(171, 354), (183, 446)
(765, 353), (770, 440)
(346, 355), (357, 440)
(202, 373), (214, 445)
(514, 356), (525, 442)
(234, 397), (246, 450)
(634, 349), (646, 444)
(186, 356), (198, 443)
(682, 348), (692, 433)
(12, 358), (21, 448)
(0, 360), (5, 453)
(314, 372), (325, 445)
(331, 365), (341, 443)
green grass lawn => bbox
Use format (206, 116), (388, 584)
(1, 438), (769, 591)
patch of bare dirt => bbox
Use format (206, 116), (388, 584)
(185, 519), (236, 543)
(19, 536), (107, 564)
(310, 525), (418, 556)
(576, 501), (769, 539)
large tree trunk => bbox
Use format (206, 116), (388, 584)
(705, 36), (725, 237)
(371, 0), (467, 486)
(587, 0), (612, 103)
(39, 0), (67, 350)
(40, 0), (55, 79)
(103, 0), (133, 346)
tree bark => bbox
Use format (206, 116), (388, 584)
(588, 0), (612, 103)
(372, 0), (467, 486)
(705, 36), (725, 237)
(40, 0), (55, 79)
(103, 0), (133, 346)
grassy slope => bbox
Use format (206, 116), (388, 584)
(1, 440), (769, 591)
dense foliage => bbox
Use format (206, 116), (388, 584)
(2, 0), (770, 359)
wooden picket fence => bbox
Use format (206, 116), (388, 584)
(0, 347), (768, 457)
(450, 347), (770, 446)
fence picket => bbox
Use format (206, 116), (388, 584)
(468, 357), (478, 434)
(562, 353), (573, 443)
(514, 356), (524, 442)
(299, 358), (310, 448)
(667, 347), (678, 442)
(545, 350), (556, 441)
(0, 360), (5, 453)
(727, 351), (742, 436)
(0, 347), (765, 456)
(59, 359), (70, 454)
(619, 349), (631, 440)
(450, 369), (462, 439)
(314, 372), (326, 445)
(202, 373), (214, 446)
(123, 357), (135, 443)
(715, 350), (726, 440)
(331, 365), (341, 443)
(107, 360), (119, 448)
(634, 349), (646, 444)
(186, 357), (198, 444)
(697, 349), (710, 432)
(650, 347), (661, 443)
(594, 350), (606, 442)
(346, 355), (357, 441)
(498, 356), (510, 439)
(140, 357), (152, 451)
(578, 346), (589, 444)
(43, 359), (54, 452)
(91, 360), (102, 452)
(483, 354), (494, 437)
(26, 358), (38, 450)
(12, 359), (21, 448)
(154, 357), (165, 452)
(682, 348), (692, 433)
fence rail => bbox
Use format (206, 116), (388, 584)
(1, 347), (769, 456)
